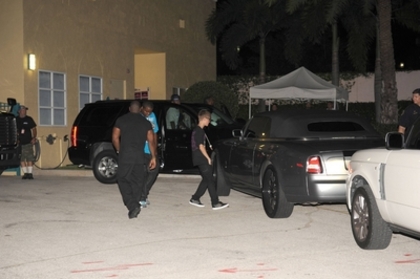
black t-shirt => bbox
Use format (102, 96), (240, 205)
(399, 104), (420, 137)
(16, 115), (37, 145)
(114, 112), (152, 164)
(191, 126), (208, 166)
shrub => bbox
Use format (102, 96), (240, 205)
(183, 81), (239, 119)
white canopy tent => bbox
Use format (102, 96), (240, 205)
(249, 67), (348, 118)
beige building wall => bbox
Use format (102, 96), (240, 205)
(0, 0), (24, 102)
(135, 52), (166, 100)
(0, 0), (216, 168)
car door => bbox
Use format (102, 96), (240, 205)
(383, 120), (420, 232)
(382, 149), (420, 232)
(227, 119), (257, 193)
(160, 104), (197, 172)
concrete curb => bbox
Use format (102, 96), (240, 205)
(31, 168), (200, 179)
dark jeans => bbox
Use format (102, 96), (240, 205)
(141, 154), (159, 201)
(192, 163), (219, 205)
(117, 163), (146, 211)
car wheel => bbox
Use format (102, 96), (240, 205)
(93, 150), (118, 184)
(212, 151), (230, 196)
(351, 187), (392, 250)
(262, 166), (294, 218)
(0, 168), (4, 175)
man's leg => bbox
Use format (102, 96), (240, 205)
(117, 164), (137, 211)
(144, 154), (159, 200)
(130, 163), (146, 206)
(192, 164), (218, 205)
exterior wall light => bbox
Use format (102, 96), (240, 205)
(28, 54), (36, 70)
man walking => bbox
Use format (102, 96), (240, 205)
(112, 101), (156, 219)
(189, 109), (229, 210)
(139, 101), (159, 208)
(16, 105), (37, 179)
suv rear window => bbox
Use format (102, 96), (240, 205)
(307, 122), (365, 132)
(81, 106), (123, 127)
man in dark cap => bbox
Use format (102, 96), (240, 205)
(398, 88), (420, 139)
(16, 105), (37, 179)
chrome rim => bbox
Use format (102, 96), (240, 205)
(352, 192), (369, 242)
(97, 156), (118, 178)
(265, 169), (278, 211)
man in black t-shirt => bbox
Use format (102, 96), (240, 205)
(112, 101), (156, 219)
(16, 105), (37, 179)
(398, 88), (420, 140)
(189, 109), (229, 210)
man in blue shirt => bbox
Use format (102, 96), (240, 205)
(140, 101), (159, 208)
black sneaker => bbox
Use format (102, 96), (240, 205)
(128, 207), (140, 219)
(27, 173), (34, 180)
(22, 173), (28, 180)
(212, 201), (229, 210)
(189, 198), (205, 208)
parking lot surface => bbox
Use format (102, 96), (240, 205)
(1, 172), (419, 279)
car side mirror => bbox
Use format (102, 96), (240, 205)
(232, 129), (243, 140)
(385, 132), (404, 150)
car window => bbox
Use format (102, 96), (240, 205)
(307, 122), (365, 132)
(81, 105), (122, 127)
(165, 106), (196, 130)
(244, 116), (271, 138)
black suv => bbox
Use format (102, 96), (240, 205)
(68, 99), (242, 184)
(0, 98), (20, 175)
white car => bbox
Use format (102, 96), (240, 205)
(346, 131), (420, 250)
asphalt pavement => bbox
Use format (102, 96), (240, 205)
(1, 170), (419, 279)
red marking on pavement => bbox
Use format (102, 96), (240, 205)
(219, 267), (277, 273)
(106, 275), (118, 278)
(71, 263), (153, 273)
(395, 259), (420, 264)
(404, 254), (412, 257)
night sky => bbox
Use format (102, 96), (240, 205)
(214, 3), (420, 76)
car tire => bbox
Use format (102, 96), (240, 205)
(212, 151), (230, 196)
(0, 168), (4, 175)
(351, 187), (393, 250)
(93, 149), (118, 184)
(262, 166), (294, 218)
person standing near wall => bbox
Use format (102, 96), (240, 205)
(139, 101), (159, 208)
(398, 88), (420, 139)
(16, 105), (37, 179)
(112, 101), (156, 219)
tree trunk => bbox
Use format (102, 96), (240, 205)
(374, 22), (382, 123)
(331, 20), (340, 87)
(377, 0), (398, 124)
(258, 33), (266, 113)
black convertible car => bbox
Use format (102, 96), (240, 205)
(212, 109), (384, 218)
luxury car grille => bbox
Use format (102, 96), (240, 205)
(0, 115), (18, 146)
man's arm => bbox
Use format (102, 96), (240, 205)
(147, 130), (157, 169)
(199, 144), (211, 165)
(112, 127), (121, 153)
(398, 126), (405, 134)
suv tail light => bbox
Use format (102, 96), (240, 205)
(71, 126), (78, 147)
(306, 156), (323, 174)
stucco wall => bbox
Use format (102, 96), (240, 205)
(0, 0), (216, 168)
(0, 0), (24, 102)
(348, 70), (420, 102)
